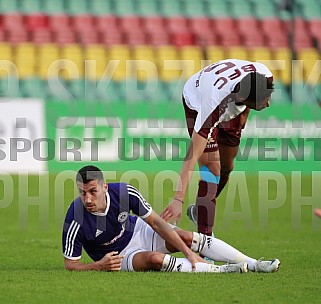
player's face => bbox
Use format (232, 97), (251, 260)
(77, 179), (107, 213)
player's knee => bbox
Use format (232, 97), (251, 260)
(190, 232), (207, 252)
(178, 230), (193, 247)
(221, 162), (234, 176)
(147, 252), (165, 269)
(200, 165), (220, 183)
(204, 163), (220, 176)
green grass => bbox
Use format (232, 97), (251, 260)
(0, 173), (321, 303)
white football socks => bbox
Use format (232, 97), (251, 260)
(161, 254), (221, 273)
(191, 232), (257, 270)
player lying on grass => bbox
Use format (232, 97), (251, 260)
(62, 165), (280, 273)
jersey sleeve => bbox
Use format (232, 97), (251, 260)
(126, 184), (152, 218)
(62, 205), (83, 260)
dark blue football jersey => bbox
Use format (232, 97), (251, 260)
(62, 183), (152, 261)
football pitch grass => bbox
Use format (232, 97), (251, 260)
(0, 173), (321, 304)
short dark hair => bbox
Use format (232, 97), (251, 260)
(76, 165), (104, 184)
(235, 72), (274, 109)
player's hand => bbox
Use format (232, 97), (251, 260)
(235, 108), (250, 134)
(194, 254), (211, 264)
(185, 251), (211, 272)
(160, 200), (183, 225)
(185, 251), (201, 272)
(98, 251), (124, 271)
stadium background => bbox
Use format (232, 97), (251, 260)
(0, 0), (321, 173)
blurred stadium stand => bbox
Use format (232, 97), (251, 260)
(0, 0), (320, 102)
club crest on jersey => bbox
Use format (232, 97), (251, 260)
(118, 211), (128, 223)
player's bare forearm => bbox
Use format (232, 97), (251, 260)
(160, 132), (207, 223)
(64, 258), (102, 271)
(175, 132), (208, 200)
(64, 251), (124, 272)
(146, 211), (194, 259)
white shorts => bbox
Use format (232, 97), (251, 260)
(120, 218), (174, 271)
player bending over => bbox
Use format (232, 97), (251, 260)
(62, 165), (280, 273)
(161, 59), (274, 239)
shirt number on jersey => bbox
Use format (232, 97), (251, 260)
(204, 61), (257, 90)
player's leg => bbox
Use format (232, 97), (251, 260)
(130, 251), (208, 272)
(195, 150), (220, 236)
(171, 229), (280, 273)
(131, 251), (165, 271)
(217, 143), (239, 197)
(172, 228), (251, 263)
(123, 219), (246, 273)
(182, 96), (219, 236)
(216, 116), (243, 197)
(125, 250), (247, 273)
(187, 145), (238, 226)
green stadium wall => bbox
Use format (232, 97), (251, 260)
(1, 99), (321, 174)
(45, 100), (321, 174)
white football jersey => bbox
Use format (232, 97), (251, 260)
(183, 59), (273, 133)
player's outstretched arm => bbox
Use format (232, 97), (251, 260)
(145, 210), (199, 270)
(64, 251), (124, 272)
(160, 132), (208, 224)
